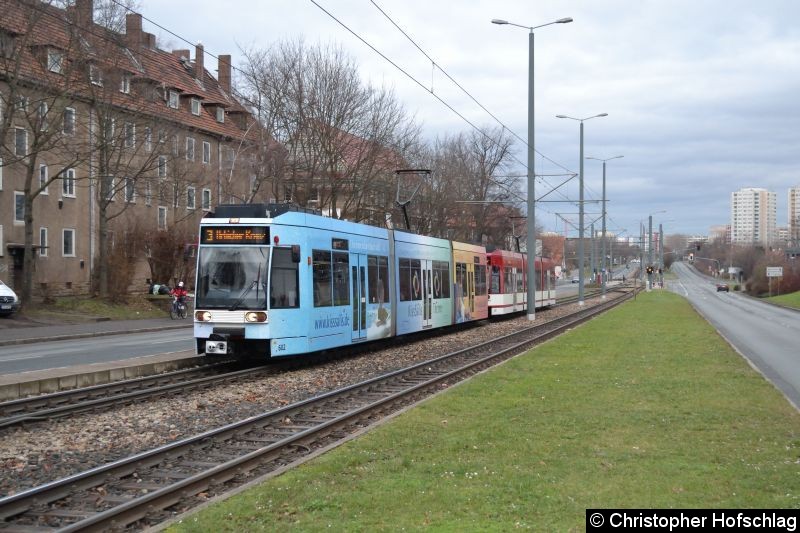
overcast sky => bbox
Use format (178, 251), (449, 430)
(139, 0), (800, 238)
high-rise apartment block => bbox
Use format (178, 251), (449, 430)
(789, 187), (800, 246)
(730, 187), (776, 247)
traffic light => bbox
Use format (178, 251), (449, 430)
(646, 266), (654, 275)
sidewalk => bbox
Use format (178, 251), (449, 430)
(0, 316), (191, 346)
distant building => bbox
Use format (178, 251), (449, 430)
(708, 225), (730, 244)
(789, 186), (800, 246)
(731, 187), (776, 247)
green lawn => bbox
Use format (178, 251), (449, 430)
(766, 291), (800, 310)
(170, 291), (800, 532)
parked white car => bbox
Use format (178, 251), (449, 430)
(0, 279), (20, 317)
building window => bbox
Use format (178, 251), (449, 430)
(89, 64), (103, 86)
(158, 156), (167, 179)
(47, 49), (64, 73)
(173, 182), (180, 208)
(171, 135), (179, 156)
(145, 180), (152, 206)
(124, 122), (135, 148)
(37, 102), (48, 131)
(120, 74), (131, 94)
(283, 184), (293, 202)
(216, 107), (225, 123)
(202, 188), (211, 210)
(102, 175), (115, 201)
(186, 137), (195, 161)
(124, 177), (135, 203)
(187, 186), (196, 209)
(39, 227), (48, 257)
(14, 127), (27, 156)
(63, 107), (76, 135)
(168, 90), (179, 109)
(39, 164), (48, 195)
(62, 228), (75, 257)
(144, 127), (152, 152)
(62, 168), (76, 197)
(191, 98), (201, 116)
(202, 141), (211, 164)
(14, 191), (25, 223)
(158, 206), (167, 230)
(14, 95), (28, 112)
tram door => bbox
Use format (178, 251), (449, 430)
(351, 254), (368, 341)
(422, 259), (433, 328)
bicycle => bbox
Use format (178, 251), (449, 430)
(170, 295), (188, 320)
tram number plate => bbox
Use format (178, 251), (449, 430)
(206, 340), (228, 354)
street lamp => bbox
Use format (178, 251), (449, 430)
(492, 16), (572, 321)
(586, 155), (623, 299)
(556, 113), (608, 305)
(646, 209), (666, 290)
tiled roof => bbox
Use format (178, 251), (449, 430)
(0, 0), (254, 142)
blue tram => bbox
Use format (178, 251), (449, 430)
(193, 204), (551, 358)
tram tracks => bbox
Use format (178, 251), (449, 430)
(0, 289), (634, 531)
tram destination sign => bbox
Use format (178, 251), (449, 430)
(201, 226), (270, 245)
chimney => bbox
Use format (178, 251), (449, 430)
(143, 32), (156, 49)
(218, 54), (232, 94)
(172, 49), (190, 60)
(75, 0), (94, 27)
(125, 13), (142, 49)
(195, 42), (204, 81)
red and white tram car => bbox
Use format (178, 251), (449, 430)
(487, 249), (556, 316)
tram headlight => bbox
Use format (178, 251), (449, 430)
(196, 311), (212, 322)
(245, 311), (268, 323)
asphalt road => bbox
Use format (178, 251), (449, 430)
(0, 329), (195, 375)
(670, 262), (800, 408)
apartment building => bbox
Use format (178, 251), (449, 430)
(789, 186), (800, 246)
(0, 0), (257, 297)
(730, 187), (776, 247)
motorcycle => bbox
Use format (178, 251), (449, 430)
(170, 295), (188, 320)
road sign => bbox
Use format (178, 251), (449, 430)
(766, 266), (783, 278)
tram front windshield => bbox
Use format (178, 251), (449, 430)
(196, 246), (269, 310)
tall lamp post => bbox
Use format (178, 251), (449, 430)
(492, 16), (572, 321)
(556, 113), (608, 305)
(586, 155), (623, 299)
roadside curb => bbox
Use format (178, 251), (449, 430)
(0, 324), (192, 347)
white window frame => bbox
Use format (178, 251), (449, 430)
(89, 64), (103, 86)
(202, 188), (211, 210)
(37, 101), (48, 131)
(124, 122), (135, 148)
(39, 163), (48, 195)
(14, 191), (25, 224)
(216, 107), (225, 123)
(202, 141), (211, 164)
(103, 117), (115, 143)
(14, 127), (27, 156)
(124, 177), (135, 203)
(158, 206), (167, 230)
(103, 175), (116, 202)
(62, 168), (76, 197)
(63, 107), (76, 135)
(191, 98), (201, 116)
(39, 227), (48, 257)
(168, 90), (179, 109)
(62, 228), (76, 257)
(187, 185), (196, 210)
(158, 156), (167, 179)
(15, 95), (28, 113)
(145, 180), (152, 206)
(120, 73), (131, 94)
(47, 49), (64, 74)
(186, 137), (195, 161)
(173, 183), (180, 208)
(144, 127), (152, 152)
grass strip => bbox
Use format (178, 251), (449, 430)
(765, 291), (800, 310)
(170, 291), (800, 531)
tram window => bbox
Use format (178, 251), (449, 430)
(332, 252), (350, 306)
(368, 255), (390, 304)
(491, 266), (500, 293)
(399, 258), (422, 301)
(516, 271), (524, 292)
(270, 248), (299, 308)
(475, 264), (487, 296)
(432, 260), (449, 299)
(456, 263), (468, 297)
(504, 267), (514, 294)
(312, 249), (333, 307)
